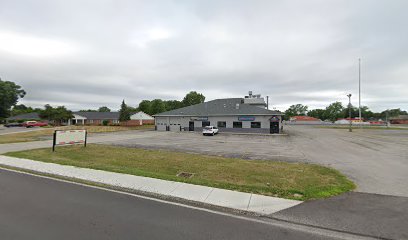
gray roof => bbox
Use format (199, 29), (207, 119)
(74, 112), (120, 120)
(7, 112), (41, 120)
(154, 98), (283, 117)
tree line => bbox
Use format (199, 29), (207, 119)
(1, 78), (206, 124)
(2, 77), (406, 124)
(284, 102), (407, 122)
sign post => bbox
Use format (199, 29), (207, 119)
(53, 130), (87, 152)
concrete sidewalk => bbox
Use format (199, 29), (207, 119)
(0, 155), (301, 215)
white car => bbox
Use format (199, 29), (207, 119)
(202, 126), (219, 136)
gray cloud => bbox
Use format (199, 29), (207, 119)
(0, 0), (407, 112)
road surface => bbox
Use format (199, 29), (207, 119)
(0, 168), (351, 240)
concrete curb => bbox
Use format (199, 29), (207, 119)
(0, 155), (301, 215)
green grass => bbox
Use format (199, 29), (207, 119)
(0, 125), (154, 144)
(4, 144), (355, 200)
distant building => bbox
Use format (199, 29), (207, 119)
(154, 92), (284, 134)
(390, 115), (408, 124)
(7, 111), (154, 126)
(335, 118), (370, 125)
(68, 111), (154, 126)
(289, 116), (321, 122)
(6, 112), (42, 122)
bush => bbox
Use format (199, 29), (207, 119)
(102, 120), (109, 126)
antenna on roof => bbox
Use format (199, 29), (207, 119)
(266, 96), (269, 109)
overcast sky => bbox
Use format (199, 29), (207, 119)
(0, 0), (407, 112)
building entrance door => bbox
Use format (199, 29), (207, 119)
(189, 121), (194, 131)
(270, 122), (279, 134)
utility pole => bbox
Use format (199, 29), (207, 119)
(347, 94), (352, 132)
(358, 58), (362, 126)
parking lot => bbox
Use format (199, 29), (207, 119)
(0, 125), (47, 135)
(101, 126), (408, 197)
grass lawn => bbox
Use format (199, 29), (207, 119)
(4, 144), (355, 200)
(0, 125), (154, 144)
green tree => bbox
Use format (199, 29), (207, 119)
(98, 106), (111, 112)
(138, 100), (151, 114)
(380, 108), (407, 119)
(39, 104), (73, 126)
(79, 109), (97, 112)
(182, 91), (205, 107)
(324, 102), (344, 122)
(307, 109), (325, 120)
(285, 104), (309, 118)
(164, 100), (183, 111)
(0, 78), (26, 118)
(119, 100), (131, 122)
(150, 99), (166, 115)
(10, 104), (41, 116)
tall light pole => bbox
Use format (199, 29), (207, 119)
(358, 58), (362, 125)
(347, 94), (352, 132)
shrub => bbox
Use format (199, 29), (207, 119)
(102, 120), (109, 126)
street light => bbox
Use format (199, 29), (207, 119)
(347, 94), (352, 132)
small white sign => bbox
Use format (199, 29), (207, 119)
(55, 130), (86, 146)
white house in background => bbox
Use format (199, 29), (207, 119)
(130, 111), (155, 125)
(66, 111), (154, 125)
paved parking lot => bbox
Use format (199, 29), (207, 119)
(102, 126), (408, 197)
(0, 126), (46, 135)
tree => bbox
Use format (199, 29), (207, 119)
(324, 102), (344, 122)
(182, 91), (205, 107)
(119, 100), (131, 122)
(307, 109), (325, 120)
(98, 106), (111, 112)
(10, 104), (41, 116)
(380, 108), (407, 119)
(164, 100), (183, 111)
(0, 78), (26, 118)
(285, 104), (308, 118)
(79, 109), (97, 112)
(138, 100), (151, 114)
(39, 104), (73, 125)
(150, 99), (166, 115)
(127, 106), (138, 114)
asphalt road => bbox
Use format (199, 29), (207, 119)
(272, 192), (408, 240)
(0, 169), (350, 240)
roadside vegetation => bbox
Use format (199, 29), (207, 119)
(4, 144), (355, 200)
(0, 125), (154, 144)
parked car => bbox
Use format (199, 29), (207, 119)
(202, 126), (219, 136)
(22, 121), (48, 128)
(5, 122), (23, 127)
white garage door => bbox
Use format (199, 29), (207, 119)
(169, 125), (181, 132)
(156, 125), (167, 131)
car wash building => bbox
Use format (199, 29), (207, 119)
(154, 92), (283, 134)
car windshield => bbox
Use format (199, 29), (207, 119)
(204, 126), (212, 130)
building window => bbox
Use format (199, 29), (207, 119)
(233, 122), (242, 128)
(89, 120), (94, 124)
(112, 120), (119, 124)
(202, 121), (210, 127)
(217, 121), (226, 128)
(251, 122), (261, 128)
